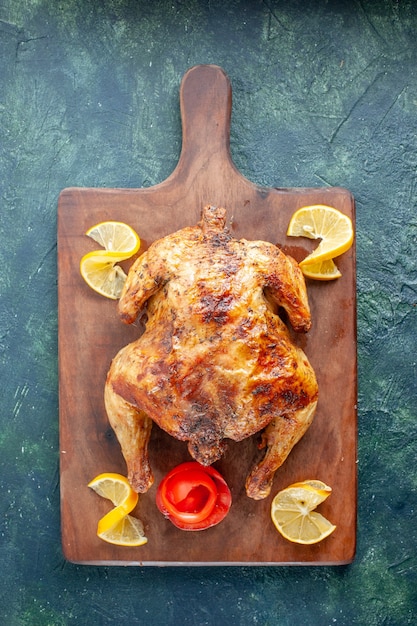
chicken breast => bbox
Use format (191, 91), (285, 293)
(105, 205), (318, 499)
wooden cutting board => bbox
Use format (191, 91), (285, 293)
(58, 64), (357, 565)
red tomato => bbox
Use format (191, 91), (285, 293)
(156, 462), (232, 531)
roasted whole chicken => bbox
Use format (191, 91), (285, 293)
(105, 205), (318, 499)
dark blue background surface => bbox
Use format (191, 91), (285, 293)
(1, 1), (416, 624)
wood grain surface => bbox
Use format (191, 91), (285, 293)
(58, 64), (357, 565)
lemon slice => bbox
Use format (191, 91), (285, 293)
(88, 472), (148, 547)
(271, 479), (336, 545)
(287, 479), (332, 493)
(80, 221), (140, 299)
(287, 205), (353, 266)
(88, 472), (138, 507)
(80, 251), (128, 299)
(298, 258), (342, 281)
(98, 514), (148, 547)
(86, 221), (140, 255)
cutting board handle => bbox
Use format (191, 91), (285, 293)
(174, 64), (236, 183)
(180, 64), (232, 155)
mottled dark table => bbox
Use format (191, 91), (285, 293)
(1, 1), (416, 624)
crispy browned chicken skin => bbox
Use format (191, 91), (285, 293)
(105, 205), (318, 499)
